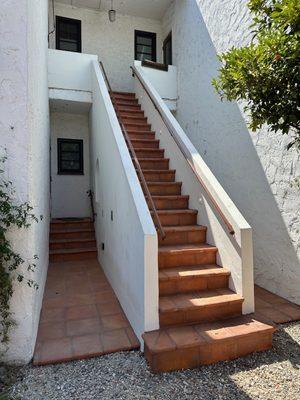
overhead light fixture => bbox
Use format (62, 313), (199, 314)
(108, 0), (116, 22)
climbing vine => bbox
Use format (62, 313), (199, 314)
(0, 152), (41, 346)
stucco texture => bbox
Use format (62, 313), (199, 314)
(0, 0), (50, 363)
(164, 0), (300, 305)
(49, 2), (163, 92)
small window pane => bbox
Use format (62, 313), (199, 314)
(58, 139), (83, 175)
(136, 44), (152, 53)
(136, 36), (152, 46)
(56, 17), (81, 53)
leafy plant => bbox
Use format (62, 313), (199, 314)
(0, 152), (41, 346)
(212, 0), (300, 149)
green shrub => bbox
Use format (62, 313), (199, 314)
(212, 0), (300, 149)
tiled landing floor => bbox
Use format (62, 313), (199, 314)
(33, 259), (139, 365)
(254, 285), (300, 324)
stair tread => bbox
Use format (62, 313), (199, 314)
(159, 244), (217, 253)
(51, 218), (92, 224)
(159, 289), (244, 313)
(161, 225), (206, 232)
(50, 238), (96, 244)
(147, 181), (181, 185)
(143, 170), (176, 174)
(155, 209), (197, 214)
(159, 264), (230, 281)
(143, 316), (275, 354)
(51, 227), (94, 233)
(50, 247), (97, 254)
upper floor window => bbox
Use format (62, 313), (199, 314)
(56, 16), (82, 53)
(163, 32), (172, 65)
(135, 30), (156, 62)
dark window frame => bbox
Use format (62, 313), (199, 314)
(134, 30), (157, 62)
(163, 31), (172, 65)
(57, 138), (84, 175)
(56, 16), (82, 53)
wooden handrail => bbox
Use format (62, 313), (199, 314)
(131, 65), (235, 236)
(99, 61), (166, 240)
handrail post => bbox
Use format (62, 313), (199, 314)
(99, 61), (166, 240)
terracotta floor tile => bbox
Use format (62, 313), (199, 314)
(97, 301), (122, 317)
(37, 321), (65, 341)
(34, 337), (73, 365)
(40, 307), (65, 323)
(276, 303), (300, 320)
(94, 290), (116, 305)
(101, 313), (129, 331)
(66, 318), (101, 337)
(66, 304), (98, 321)
(258, 306), (292, 324)
(167, 326), (203, 348)
(101, 329), (132, 353)
(72, 334), (103, 358)
(126, 327), (140, 348)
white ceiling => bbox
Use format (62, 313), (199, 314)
(55, 0), (173, 20)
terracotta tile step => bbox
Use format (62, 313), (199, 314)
(138, 158), (170, 170)
(49, 248), (98, 262)
(113, 98), (138, 106)
(134, 149), (165, 159)
(119, 110), (145, 117)
(143, 170), (176, 183)
(117, 104), (141, 111)
(145, 182), (182, 195)
(158, 225), (206, 246)
(124, 123), (152, 132)
(147, 194), (188, 209)
(131, 139), (160, 149)
(112, 92), (136, 99)
(50, 219), (93, 231)
(159, 289), (244, 327)
(159, 265), (230, 295)
(151, 209), (198, 226)
(158, 244), (217, 268)
(50, 238), (97, 250)
(50, 228), (95, 240)
(128, 132), (156, 140)
(143, 316), (276, 372)
(119, 116), (147, 124)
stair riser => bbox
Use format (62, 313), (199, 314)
(50, 222), (93, 231)
(113, 94), (136, 101)
(160, 301), (243, 327)
(120, 111), (145, 118)
(125, 124), (152, 132)
(149, 197), (188, 210)
(145, 331), (273, 373)
(159, 274), (229, 295)
(114, 99), (138, 106)
(50, 231), (95, 240)
(144, 172), (175, 182)
(158, 229), (206, 246)
(146, 185), (182, 196)
(49, 251), (97, 262)
(159, 250), (217, 268)
(118, 105), (141, 111)
(50, 240), (97, 250)
(155, 213), (197, 226)
(139, 160), (169, 170)
(132, 141), (159, 149)
(135, 150), (164, 159)
(120, 117), (148, 124)
(128, 133), (155, 140)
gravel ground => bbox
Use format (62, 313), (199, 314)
(1, 321), (300, 400)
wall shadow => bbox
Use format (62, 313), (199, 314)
(172, 0), (300, 304)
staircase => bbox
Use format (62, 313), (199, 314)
(112, 91), (275, 372)
(49, 218), (97, 262)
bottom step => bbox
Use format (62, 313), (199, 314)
(143, 316), (275, 373)
(49, 247), (97, 262)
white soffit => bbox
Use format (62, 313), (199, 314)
(54, 0), (173, 20)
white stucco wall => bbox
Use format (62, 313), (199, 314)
(48, 2), (163, 92)
(50, 112), (90, 218)
(0, 0), (50, 363)
(163, 0), (300, 304)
